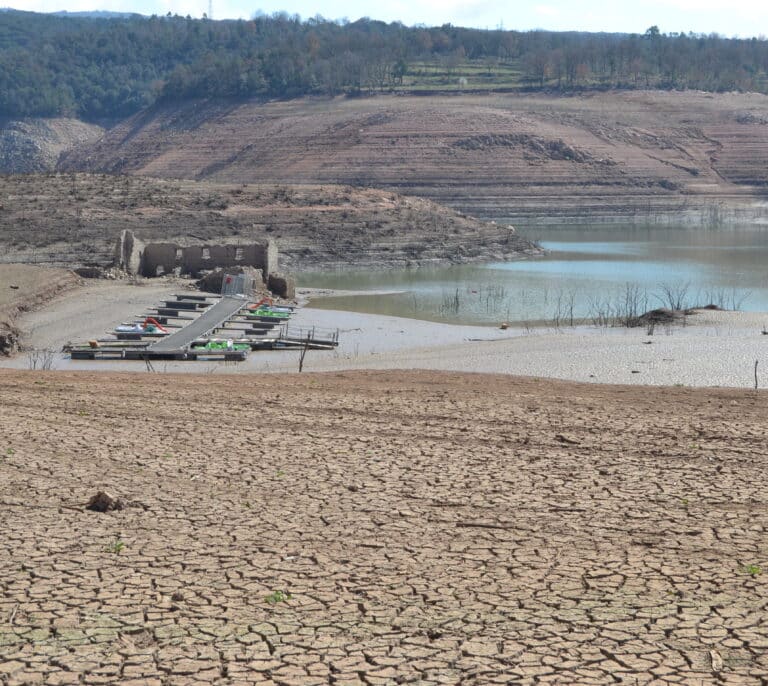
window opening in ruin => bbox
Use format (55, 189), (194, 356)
(202, 248), (211, 260)
(155, 265), (165, 276)
(235, 247), (244, 261)
(175, 248), (183, 262)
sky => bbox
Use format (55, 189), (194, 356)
(4, 0), (768, 38)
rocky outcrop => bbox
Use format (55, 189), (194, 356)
(267, 272), (295, 299)
(0, 118), (103, 173)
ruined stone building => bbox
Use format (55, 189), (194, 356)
(114, 230), (277, 278)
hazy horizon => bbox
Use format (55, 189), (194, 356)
(2, 0), (768, 39)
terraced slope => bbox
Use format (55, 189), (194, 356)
(61, 90), (768, 226)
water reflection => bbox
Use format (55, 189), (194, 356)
(303, 226), (768, 324)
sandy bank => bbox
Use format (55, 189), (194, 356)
(8, 278), (185, 351)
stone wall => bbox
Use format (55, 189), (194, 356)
(113, 229), (145, 274)
(114, 231), (276, 278)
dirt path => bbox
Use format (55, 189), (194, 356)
(1, 370), (766, 684)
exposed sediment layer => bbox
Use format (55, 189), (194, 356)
(0, 118), (103, 173)
(61, 90), (768, 225)
(0, 265), (82, 354)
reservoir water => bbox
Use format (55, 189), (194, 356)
(303, 225), (768, 325)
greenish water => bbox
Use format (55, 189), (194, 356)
(302, 225), (768, 325)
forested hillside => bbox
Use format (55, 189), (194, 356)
(1, 10), (768, 122)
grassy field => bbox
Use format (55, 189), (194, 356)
(402, 58), (526, 90)
(386, 56), (768, 93)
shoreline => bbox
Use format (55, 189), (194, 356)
(245, 306), (768, 388)
(4, 278), (768, 388)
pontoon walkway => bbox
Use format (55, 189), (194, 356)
(148, 296), (247, 353)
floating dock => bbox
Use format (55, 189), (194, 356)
(147, 296), (249, 356)
(66, 292), (339, 362)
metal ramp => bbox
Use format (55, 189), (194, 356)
(148, 296), (247, 353)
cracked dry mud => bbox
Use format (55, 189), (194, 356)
(0, 370), (766, 685)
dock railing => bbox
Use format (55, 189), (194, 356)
(279, 323), (339, 346)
